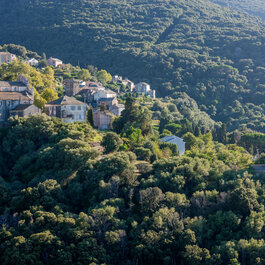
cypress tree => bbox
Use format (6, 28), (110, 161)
(87, 108), (94, 127)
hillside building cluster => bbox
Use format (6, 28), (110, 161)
(62, 78), (125, 128)
(0, 75), (41, 122)
(0, 52), (156, 130)
(112, 75), (156, 99)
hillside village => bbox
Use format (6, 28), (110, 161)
(1, 1), (265, 263)
(1, 49), (265, 164)
(0, 51), (156, 130)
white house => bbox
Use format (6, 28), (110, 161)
(26, 58), (39, 66)
(47, 57), (63, 68)
(160, 135), (186, 156)
(94, 89), (117, 101)
(45, 96), (87, 123)
(112, 75), (123, 83)
(135, 82), (151, 93)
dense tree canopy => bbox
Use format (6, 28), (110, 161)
(0, 114), (263, 265)
(0, 0), (264, 132)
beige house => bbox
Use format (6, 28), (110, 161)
(45, 96), (87, 123)
(47, 57), (63, 68)
(0, 52), (17, 65)
(94, 89), (117, 101)
(94, 109), (113, 130)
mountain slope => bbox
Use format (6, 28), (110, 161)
(211, 0), (265, 20)
(0, 0), (265, 132)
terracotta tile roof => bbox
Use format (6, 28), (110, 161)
(0, 92), (31, 101)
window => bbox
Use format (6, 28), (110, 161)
(71, 106), (76, 110)
(79, 114), (82, 120)
(78, 106), (81, 110)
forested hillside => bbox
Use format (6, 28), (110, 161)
(211, 0), (265, 20)
(1, 114), (263, 265)
(0, 0), (265, 132)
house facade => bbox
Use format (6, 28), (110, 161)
(45, 96), (87, 123)
(109, 104), (125, 116)
(112, 75), (123, 83)
(26, 58), (39, 66)
(99, 97), (118, 109)
(10, 104), (41, 117)
(134, 82), (155, 98)
(47, 57), (63, 68)
(94, 89), (117, 101)
(135, 82), (151, 93)
(0, 75), (39, 122)
(94, 109), (113, 130)
(0, 52), (17, 65)
(64, 79), (84, 96)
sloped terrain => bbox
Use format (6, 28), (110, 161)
(0, 0), (265, 131)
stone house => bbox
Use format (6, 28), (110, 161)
(99, 97), (118, 109)
(109, 104), (125, 116)
(0, 52), (17, 65)
(94, 89), (117, 101)
(76, 88), (95, 103)
(125, 80), (135, 91)
(94, 109), (113, 130)
(0, 75), (39, 122)
(45, 96), (87, 123)
(64, 79), (85, 96)
(47, 57), (63, 68)
(9, 104), (41, 117)
(135, 82), (151, 93)
(134, 82), (155, 98)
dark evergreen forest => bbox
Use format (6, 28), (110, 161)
(0, 0), (264, 132)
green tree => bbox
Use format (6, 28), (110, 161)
(96, 70), (112, 84)
(101, 132), (123, 153)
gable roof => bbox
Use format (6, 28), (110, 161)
(0, 52), (15, 56)
(136, 82), (150, 86)
(46, 96), (86, 106)
(0, 81), (27, 87)
(9, 104), (32, 111)
(48, 57), (62, 63)
(0, 92), (32, 101)
(104, 89), (117, 95)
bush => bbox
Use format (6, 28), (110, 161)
(101, 132), (123, 153)
(160, 142), (179, 156)
(134, 147), (152, 161)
